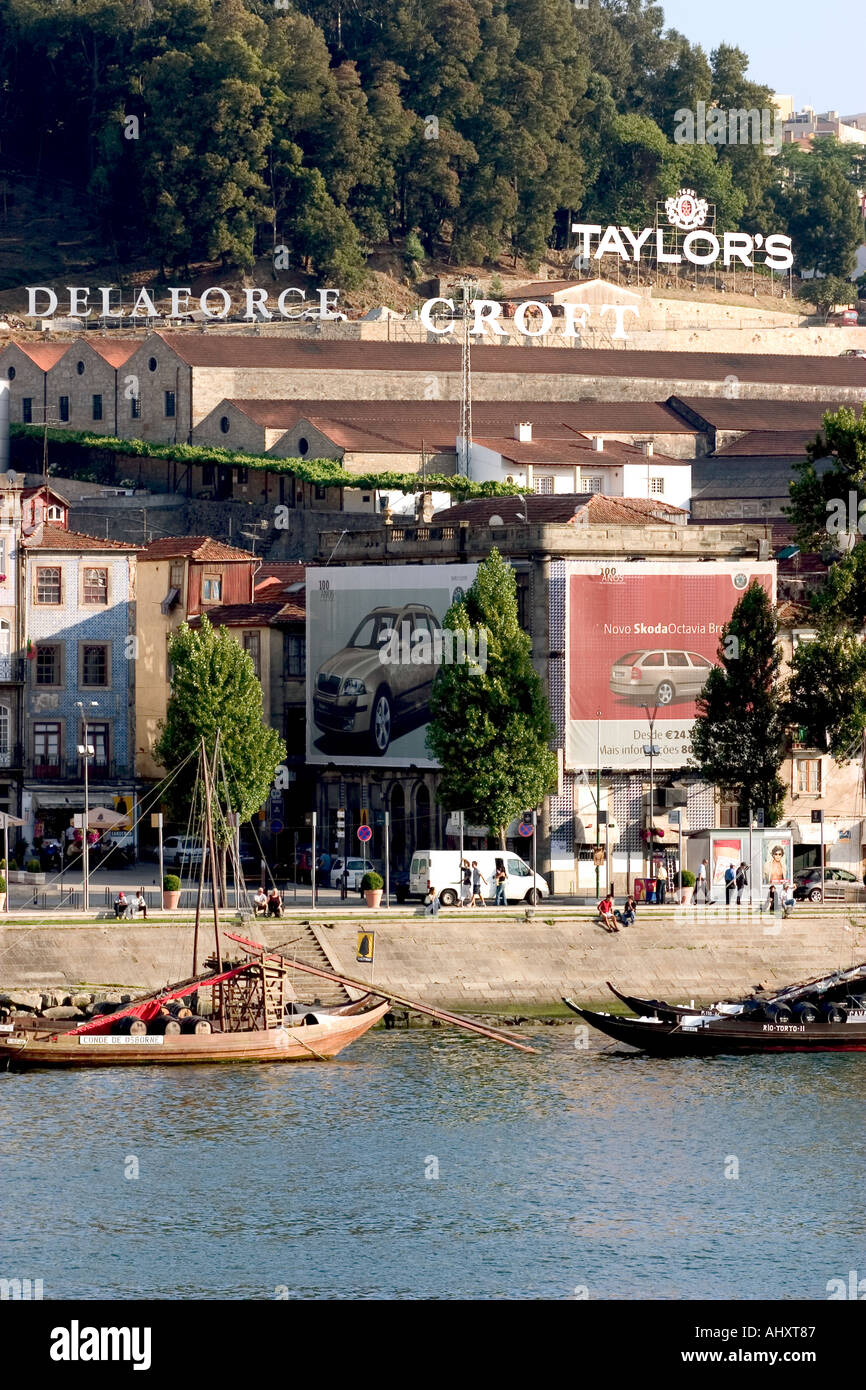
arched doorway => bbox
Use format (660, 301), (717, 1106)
(390, 784), (406, 869)
(414, 783), (431, 853)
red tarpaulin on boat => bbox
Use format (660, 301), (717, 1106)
(68, 964), (254, 1034)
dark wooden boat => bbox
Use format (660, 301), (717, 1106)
(564, 963), (866, 1056)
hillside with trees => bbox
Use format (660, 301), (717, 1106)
(0, 0), (863, 290)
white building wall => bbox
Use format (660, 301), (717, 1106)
(622, 461), (692, 510)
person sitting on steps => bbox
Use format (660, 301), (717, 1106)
(615, 895), (637, 927)
(253, 887), (268, 917)
(598, 890), (618, 933)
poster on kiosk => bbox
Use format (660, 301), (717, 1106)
(687, 828), (794, 901)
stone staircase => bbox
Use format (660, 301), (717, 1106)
(260, 922), (352, 1007)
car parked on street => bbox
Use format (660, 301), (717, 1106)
(162, 835), (204, 868)
(793, 866), (866, 902)
(609, 648), (714, 706)
(329, 857), (379, 890)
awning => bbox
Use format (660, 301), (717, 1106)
(789, 820), (840, 845)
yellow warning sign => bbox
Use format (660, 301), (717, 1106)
(356, 932), (375, 964)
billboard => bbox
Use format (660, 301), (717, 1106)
(565, 560), (775, 770)
(306, 564), (478, 767)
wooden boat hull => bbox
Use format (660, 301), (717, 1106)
(0, 1001), (391, 1069)
(603, 982), (707, 1020)
(565, 1001), (866, 1056)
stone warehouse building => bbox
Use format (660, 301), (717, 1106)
(3, 335), (865, 448)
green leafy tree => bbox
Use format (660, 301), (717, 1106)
(795, 274), (856, 320)
(426, 549), (557, 846)
(787, 406), (866, 549)
(154, 614), (286, 836)
(689, 581), (786, 825)
(786, 629), (866, 762)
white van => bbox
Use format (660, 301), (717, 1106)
(409, 850), (549, 906)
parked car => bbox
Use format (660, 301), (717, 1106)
(793, 867), (866, 903)
(840, 348), (866, 358)
(313, 603), (441, 754)
(329, 857), (379, 890)
(609, 649), (714, 706)
(301, 306), (347, 321)
(162, 835), (204, 867)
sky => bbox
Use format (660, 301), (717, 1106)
(659, 0), (863, 116)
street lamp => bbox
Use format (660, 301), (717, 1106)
(642, 703), (660, 877)
(76, 700), (98, 913)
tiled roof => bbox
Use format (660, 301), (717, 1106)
(473, 435), (680, 466)
(153, 334), (866, 385)
(227, 398), (697, 434)
(8, 342), (70, 369)
(713, 430), (813, 458)
(88, 339), (140, 367)
(255, 562), (306, 597)
(137, 536), (255, 561)
(432, 494), (686, 526)
(669, 396), (850, 431)
(188, 599), (303, 626)
(23, 524), (137, 551)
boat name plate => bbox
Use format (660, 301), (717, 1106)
(761, 1024), (805, 1033)
(846, 1011), (866, 1022)
(78, 1035), (165, 1046)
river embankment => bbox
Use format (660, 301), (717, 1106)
(0, 905), (862, 1008)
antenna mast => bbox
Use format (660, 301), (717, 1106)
(458, 276), (476, 476)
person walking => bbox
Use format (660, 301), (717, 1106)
(471, 860), (487, 907)
(695, 858), (713, 905)
(724, 864), (736, 906)
(655, 861), (667, 905)
(735, 862), (748, 905)
(494, 860), (507, 907)
(460, 858), (472, 907)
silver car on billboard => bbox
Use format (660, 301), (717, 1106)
(312, 604), (440, 755)
(609, 648), (714, 706)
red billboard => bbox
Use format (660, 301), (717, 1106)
(565, 560), (775, 769)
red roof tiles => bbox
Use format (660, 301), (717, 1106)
(137, 536), (256, 561)
(24, 524), (137, 551)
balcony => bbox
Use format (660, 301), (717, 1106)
(24, 759), (132, 783)
(0, 744), (24, 770)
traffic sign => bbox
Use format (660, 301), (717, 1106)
(271, 819), (283, 834)
(356, 932), (374, 963)
(357, 824), (372, 843)
(518, 821), (534, 838)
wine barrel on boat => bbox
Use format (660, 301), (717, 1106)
(148, 1017), (182, 1035)
(179, 1016), (211, 1035)
(112, 1016), (147, 1035)
(792, 1001), (820, 1023)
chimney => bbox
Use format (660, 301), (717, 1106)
(641, 440), (654, 457)
(592, 435), (604, 452)
(515, 421), (532, 443)
(0, 379), (8, 473)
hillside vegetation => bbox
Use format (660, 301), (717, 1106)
(0, 0), (863, 291)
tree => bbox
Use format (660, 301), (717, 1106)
(689, 581), (787, 825)
(154, 615), (286, 840)
(787, 406), (866, 549)
(786, 629), (866, 763)
(795, 274), (856, 320)
(426, 549), (557, 845)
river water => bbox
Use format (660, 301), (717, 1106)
(1, 1025), (863, 1300)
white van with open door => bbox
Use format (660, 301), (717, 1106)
(409, 849), (549, 905)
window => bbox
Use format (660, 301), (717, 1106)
(148, 356), (158, 372)
(284, 633), (306, 677)
(582, 475), (603, 492)
(59, 396), (69, 422)
(88, 723), (109, 770)
(130, 396), (141, 420)
(314, 485), (327, 501)
(76, 360), (85, 376)
(535, 476), (554, 494)
(797, 758), (822, 794)
(650, 477), (664, 494)
(6, 366), (14, 381)
(34, 722), (61, 773)
(220, 416), (230, 434)
(92, 394), (103, 421)
(82, 567), (108, 605)
(22, 397), (32, 424)
(81, 643), (109, 687)
(236, 467), (248, 485)
(169, 561), (184, 593)
(243, 631), (261, 678)
(202, 575), (222, 602)
(666, 652), (689, 666)
(164, 390), (176, 418)
(35, 566), (61, 604)
(297, 437), (309, 456)
(0, 706), (9, 764)
(202, 464), (215, 487)
(689, 653), (713, 668)
(641, 652), (664, 667)
(46, 504), (64, 522)
(35, 645), (61, 686)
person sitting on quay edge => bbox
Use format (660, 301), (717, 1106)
(615, 895), (637, 928)
(423, 881), (440, 916)
(134, 890), (147, 920)
(598, 890), (618, 933)
(113, 891), (131, 920)
(253, 887), (268, 917)
(267, 887), (283, 918)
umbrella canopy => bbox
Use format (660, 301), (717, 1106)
(87, 806), (128, 830)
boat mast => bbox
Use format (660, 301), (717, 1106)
(200, 735), (223, 975)
(192, 746), (208, 977)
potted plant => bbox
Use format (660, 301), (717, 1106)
(677, 869), (696, 905)
(163, 873), (182, 909)
(0, 873), (6, 911)
(361, 871), (384, 909)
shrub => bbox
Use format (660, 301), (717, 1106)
(8, 859), (17, 871)
(26, 858), (41, 873)
(0, 875), (6, 893)
(163, 874), (181, 892)
(677, 869), (696, 888)
(361, 871), (383, 892)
